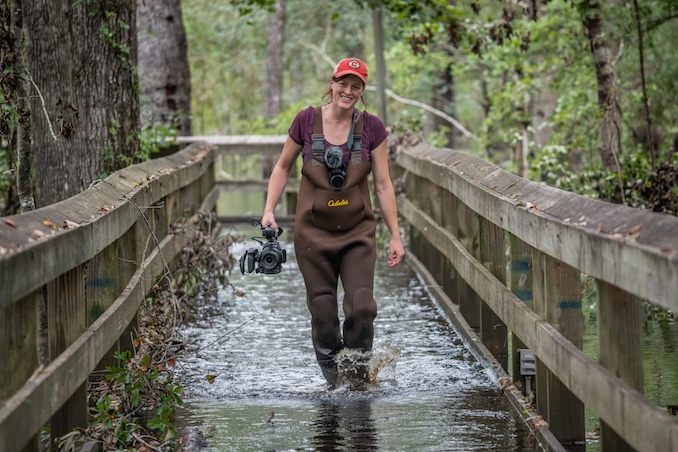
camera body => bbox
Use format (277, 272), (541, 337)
(239, 218), (287, 275)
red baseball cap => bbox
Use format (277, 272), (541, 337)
(333, 58), (368, 85)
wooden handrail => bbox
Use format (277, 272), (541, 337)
(394, 141), (678, 452)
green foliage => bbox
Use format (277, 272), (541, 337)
(183, 0), (373, 135)
(531, 143), (678, 215)
(100, 121), (178, 179)
(374, 0), (678, 213)
(50, 348), (184, 451)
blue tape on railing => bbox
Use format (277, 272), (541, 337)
(513, 290), (533, 301)
(510, 260), (530, 272)
(559, 301), (582, 310)
(87, 277), (116, 288)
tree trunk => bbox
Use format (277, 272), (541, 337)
(25, 0), (139, 206)
(580, 0), (621, 174)
(264, 0), (286, 121)
(137, 0), (192, 135)
(432, 60), (455, 148)
(10, 0), (35, 212)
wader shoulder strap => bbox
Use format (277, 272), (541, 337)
(311, 107), (364, 160)
(311, 107), (324, 158)
(348, 110), (363, 153)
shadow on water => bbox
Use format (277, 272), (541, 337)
(176, 227), (539, 451)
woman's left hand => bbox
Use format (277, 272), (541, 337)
(387, 238), (405, 267)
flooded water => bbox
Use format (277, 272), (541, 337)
(176, 226), (538, 451)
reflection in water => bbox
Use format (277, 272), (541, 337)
(177, 230), (538, 451)
(311, 398), (377, 451)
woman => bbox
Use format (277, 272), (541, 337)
(261, 57), (405, 387)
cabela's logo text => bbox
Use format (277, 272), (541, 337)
(328, 199), (349, 207)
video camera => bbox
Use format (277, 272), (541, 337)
(239, 217), (287, 275)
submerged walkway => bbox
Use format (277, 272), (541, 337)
(174, 233), (538, 451)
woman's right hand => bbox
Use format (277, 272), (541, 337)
(261, 212), (278, 233)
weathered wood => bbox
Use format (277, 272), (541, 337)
(0, 292), (39, 451)
(598, 281), (643, 452)
(399, 197), (678, 452)
(0, 225), (194, 451)
(508, 234), (533, 387)
(47, 267), (88, 436)
(406, 252), (567, 452)
(458, 201), (481, 330)
(0, 143), (215, 451)
(0, 142), (215, 309)
(532, 251), (585, 444)
(396, 143), (678, 313)
(479, 218), (508, 369)
(177, 135), (286, 157)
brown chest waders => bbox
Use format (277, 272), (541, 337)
(294, 107), (377, 385)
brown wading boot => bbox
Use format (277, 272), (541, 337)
(319, 359), (340, 389)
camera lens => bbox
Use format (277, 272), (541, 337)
(329, 171), (345, 190)
(259, 248), (282, 272)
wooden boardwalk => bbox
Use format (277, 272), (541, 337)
(1, 137), (677, 452)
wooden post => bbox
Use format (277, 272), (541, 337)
(508, 234), (533, 388)
(532, 251), (585, 444)
(479, 219), (508, 370)
(441, 190), (460, 304)
(86, 228), (138, 371)
(0, 293), (40, 451)
(597, 281), (643, 452)
(458, 202), (480, 330)
(532, 249), (547, 414)
(48, 267), (88, 438)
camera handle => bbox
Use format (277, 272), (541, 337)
(251, 217), (283, 239)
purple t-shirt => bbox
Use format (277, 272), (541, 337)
(288, 106), (388, 163)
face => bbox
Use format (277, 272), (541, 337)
(331, 75), (364, 109)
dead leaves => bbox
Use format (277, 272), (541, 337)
(3, 218), (18, 228)
(205, 374), (218, 385)
(43, 219), (58, 231)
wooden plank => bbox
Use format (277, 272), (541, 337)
(0, 225), (192, 452)
(532, 250), (550, 426)
(177, 135), (286, 157)
(532, 251), (585, 444)
(508, 234), (533, 386)
(598, 281), (644, 452)
(458, 201), (481, 330)
(0, 292), (39, 451)
(400, 198), (678, 452)
(47, 267), (88, 437)
(396, 143), (678, 312)
(479, 218), (508, 369)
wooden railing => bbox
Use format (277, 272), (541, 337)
(2, 135), (676, 452)
(392, 141), (678, 452)
(0, 143), (216, 451)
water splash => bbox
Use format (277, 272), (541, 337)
(334, 342), (401, 390)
